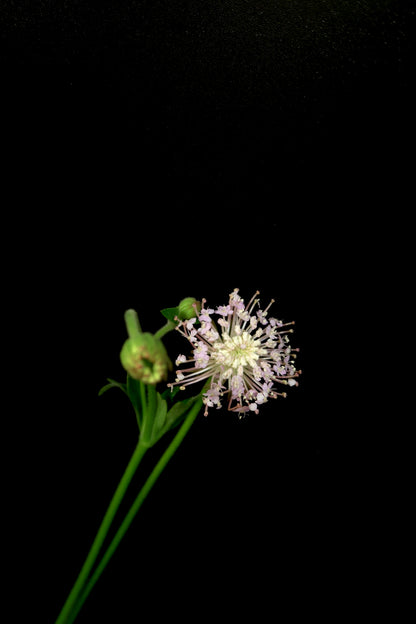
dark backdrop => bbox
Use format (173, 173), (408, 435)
(3, 1), (413, 621)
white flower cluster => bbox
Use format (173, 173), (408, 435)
(170, 289), (300, 416)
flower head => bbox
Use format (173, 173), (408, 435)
(169, 289), (300, 416)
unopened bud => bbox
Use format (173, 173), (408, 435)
(178, 297), (201, 320)
(120, 332), (172, 384)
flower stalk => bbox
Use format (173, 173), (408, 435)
(64, 396), (203, 624)
(54, 439), (148, 624)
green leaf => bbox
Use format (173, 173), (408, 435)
(165, 394), (200, 431)
(126, 375), (144, 429)
(155, 393), (168, 429)
(139, 391), (168, 447)
(150, 393), (168, 442)
(161, 385), (181, 403)
(98, 378), (127, 397)
(146, 383), (157, 420)
(160, 306), (179, 322)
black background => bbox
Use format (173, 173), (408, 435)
(3, 1), (413, 621)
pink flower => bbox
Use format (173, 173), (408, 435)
(169, 289), (300, 417)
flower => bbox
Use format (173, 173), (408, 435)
(169, 289), (300, 416)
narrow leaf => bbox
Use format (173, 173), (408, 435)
(161, 385), (181, 403)
(127, 375), (143, 429)
(165, 394), (200, 431)
(153, 394), (168, 436)
(160, 307), (179, 322)
(98, 378), (127, 397)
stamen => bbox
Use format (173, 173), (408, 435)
(263, 298), (275, 314)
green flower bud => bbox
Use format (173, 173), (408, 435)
(120, 332), (172, 384)
(178, 297), (201, 320)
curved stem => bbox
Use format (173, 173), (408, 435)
(154, 319), (176, 340)
(67, 397), (203, 624)
(55, 440), (147, 624)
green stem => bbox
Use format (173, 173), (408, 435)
(55, 439), (148, 624)
(154, 319), (176, 339)
(140, 380), (147, 424)
(67, 396), (203, 624)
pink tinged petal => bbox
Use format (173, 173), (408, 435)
(237, 310), (250, 322)
(216, 305), (233, 316)
(250, 316), (258, 329)
(186, 318), (196, 330)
